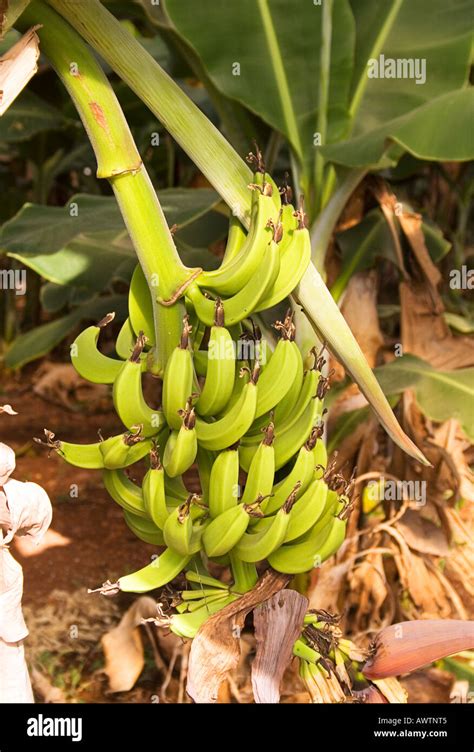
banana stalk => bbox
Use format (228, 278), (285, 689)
(41, 0), (429, 466)
(17, 1), (193, 373)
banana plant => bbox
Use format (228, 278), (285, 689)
(23, 0), (457, 463)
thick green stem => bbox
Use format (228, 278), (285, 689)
(47, 0), (253, 225)
(18, 1), (189, 372)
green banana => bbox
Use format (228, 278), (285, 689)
(229, 550), (258, 593)
(195, 365), (259, 450)
(264, 435), (319, 515)
(162, 315), (194, 430)
(163, 495), (199, 555)
(196, 186), (276, 295)
(185, 570), (229, 590)
(103, 467), (148, 518)
(168, 593), (238, 639)
(255, 205), (311, 312)
(113, 332), (163, 436)
(233, 486), (299, 563)
(202, 499), (262, 558)
(221, 214), (247, 265)
(194, 349), (208, 377)
(268, 499), (349, 574)
(99, 426), (151, 469)
(284, 478), (328, 543)
(142, 444), (168, 528)
(162, 402), (197, 477)
(241, 423), (275, 514)
(272, 345), (304, 426)
(118, 548), (191, 593)
(240, 395), (322, 472)
(252, 312), (299, 419)
(196, 300), (235, 416)
(208, 444), (240, 518)
(70, 313), (124, 384)
(129, 264), (155, 345)
(123, 509), (165, 546)
(115, 317), (136, 360)
(196, 445), (215, 502)
(186, 238), (280, 327)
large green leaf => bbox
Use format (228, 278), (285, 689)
(0, 188), (220, 290)
(163, 0), (473, 173)
(349, 0), (472, 135)
(322, 89), (474, 167)
(163, 0), (355, 171)
(374, 355), (474, 442)
(3, 293), (128, 369)
(0, 89), (72, 142)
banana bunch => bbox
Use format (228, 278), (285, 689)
(295, 610), (407, 704)
(35, 155), (351, 635)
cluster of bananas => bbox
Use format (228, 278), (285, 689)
(35, 159), (352, 626)
(295, 611), (407, 704)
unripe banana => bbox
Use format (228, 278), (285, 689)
(34, 429), (105, 469)
(196, 300), (235, 416)
(142, 444), (168, 528)
(103, 467), (148, 518)
(208, 444), (240, 518)
(185, 570), (229, 590)
(123, 509), (165, 546)
(255, 204), (311, 312)
(186, 238), (280, 327)
(196, 186), (276, 295)
(264, 437), (318, 515)
(229, 550), (258, 593)
(162, 402), (197, 477)
(113, 332), (164, 437)
(162, 316), (194, 430)
(163, 496), (195, 555)
(70, 312), (124, 384)
(241, 423), (275, 515)
(195, 365), (259, 451)
(240, 395), (322, 473)
(196, 445), (215, 503)
(129, 264), (155, 345)
(234, 486), (299, 562)
(99, 426), (151, 469)
(115, 317), (136, 360)
(168, 593), (238, 639)
(202, 499), (262, 558)
(284, 478), (328, 542)
(118, 548), (191, 593)
(221, 214), (247, 265)
(267, 498), (349, 574)
(272, 339), (304, 424)
(252, 311), (299, 419)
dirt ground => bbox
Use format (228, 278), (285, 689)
(1, 373), (157, 604)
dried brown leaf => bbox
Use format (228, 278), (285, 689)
(0, 26), (40, 115)
(396, 509), (449, 557)
(251, 589), (308, 703)
(101, 596), (158, 693)
(187, 569), (289, 703)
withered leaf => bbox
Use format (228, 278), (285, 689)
(187, 569), (289, 703)
(251, 589), (308, 703)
